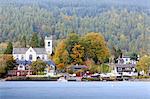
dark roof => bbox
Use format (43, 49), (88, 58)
(13, 48), (47, 54)
(72, 65), (88, 69)
(122, 56), (130, 58)
(45, 60), (55, 67)
(16, 60), (56, 67)
(115, 64), (136, 68)
(16, 60), (32, 65)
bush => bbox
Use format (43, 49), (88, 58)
(135, 76), (150, 79)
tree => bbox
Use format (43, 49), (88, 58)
(21, 35), (27, 47)
(40, 36), (45, 47)
(136, 55), (150, 74)
(112, 45), (123, 63)
(81, 32), (110, 64)
(4, 42), (13, 54)
(53, 40), (69, 70)
(0, 55), (16, 77)
(30, 33), (39, 47)
(66, 33), (80, 54)
(31, 60), (46, 75)
(70, 44), (84, 64)
(130, 52), (138, 61)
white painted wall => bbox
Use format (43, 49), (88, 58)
(18, 65), (26, 70)
(45, 38), (52, 55)
(25, 47), (37, 61)
(36, 54), (48, 61)
(13, 54), (25, 60)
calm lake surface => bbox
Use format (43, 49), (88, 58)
(0, 81), (150, 99)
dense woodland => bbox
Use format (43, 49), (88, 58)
(0, 0), (150, 55)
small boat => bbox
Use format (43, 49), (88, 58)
(57, 77), (68, 82)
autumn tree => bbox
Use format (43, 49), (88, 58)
(53, 40), (69, 70)
(0, 55), (16, 77)
(136, 55), (150, 74)
(81, 32), (110, 64)
(70, 44), (84, 64)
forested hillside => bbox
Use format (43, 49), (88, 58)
(0, 0), (150, 54)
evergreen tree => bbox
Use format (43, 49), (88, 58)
(21, 35), (27, 47)
(40, 36), (45, 47)
(30, 33), (39, 47)
(130, 53), (138, 61)
(4, 42), (13, 54)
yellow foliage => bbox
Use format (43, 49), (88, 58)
(137, 55), (150, 74)
(53, 40), (69, 65)
(70, 44), (84, 64)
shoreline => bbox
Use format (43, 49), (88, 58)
(1, 78), (150, 82)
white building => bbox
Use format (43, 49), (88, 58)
(115, 56), (138, 76)
(10, 36), (56, 77)
(118, 56), (136, 64)
(13, 36), (52, 61)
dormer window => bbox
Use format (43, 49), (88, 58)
(48, 42), (50, 47)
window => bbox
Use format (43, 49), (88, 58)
(48, 42), (50, 47)
(42, 55), (45, 60)
(37, 56), (40, 59)
(29, 54), (32, 60)
(16, 55), (19, 59)
(20, 66), (23, 68)
(118, 67), (122, 71)
(21, 55), (24, 60)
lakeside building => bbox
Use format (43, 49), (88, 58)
(114, 56), (138, 76)
(8, 36), (56, 76)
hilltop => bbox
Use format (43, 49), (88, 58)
(0, 0), (150, 54)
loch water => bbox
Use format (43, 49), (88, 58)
(0, 81), (150, 99)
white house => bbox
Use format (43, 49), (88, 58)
(114, 56), (138, 76)
(13, 36), (52, 61)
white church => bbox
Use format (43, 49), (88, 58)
(9, 36), (55, 76)
(13, 36), (52, 61)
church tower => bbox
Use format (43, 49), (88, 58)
(45, 36), (52, 54)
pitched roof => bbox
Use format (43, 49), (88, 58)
(13, 48), (47, 54)
(13, 48), (28, 54)
(33, 48), (47, 54)
(115, 64), (136, 68)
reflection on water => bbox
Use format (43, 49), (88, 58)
(0, 81), (150, 99)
